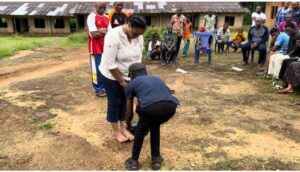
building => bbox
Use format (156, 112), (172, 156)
(0, 2), (249, 35)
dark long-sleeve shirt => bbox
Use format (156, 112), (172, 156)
(247, 26), (269, 45)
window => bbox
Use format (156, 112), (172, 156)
(54, 18), (65, 29)
(0, 17), (8, 28)
(271, 6), (278, 19)
(225, 16), (235, 26)
(145, 16), (151, 26)
(34, 18), (45, 28)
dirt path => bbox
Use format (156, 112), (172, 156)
(0, 48), (88, 87)
(1, 47), (300, 170)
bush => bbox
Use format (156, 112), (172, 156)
(143, 26), (166, 50)
(67, 32), (87, 44)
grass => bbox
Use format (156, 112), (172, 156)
(0, 33), (88, 59)
(62, 32), (87, 47)
(0, 35), (62, 59)
(37, 122), (53, 131)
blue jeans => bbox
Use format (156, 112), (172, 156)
(100, 72), (126, 122)
(241, 42), (266, 65)
(89, 54), (104, 93)
(194, 47), (212, 64)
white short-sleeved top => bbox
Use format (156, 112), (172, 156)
(99, 26), (144, 81)
(251, 12), (266, 26)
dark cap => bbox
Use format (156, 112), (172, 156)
(128, 63), (146, 75)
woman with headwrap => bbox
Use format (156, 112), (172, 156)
(99, 14), (147, 143)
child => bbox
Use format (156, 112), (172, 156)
(147, 35), (161, 60)
(124, 63), (179, 170)
(230, 28), (247, 52)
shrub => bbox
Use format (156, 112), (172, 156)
(143, 26), (166, 50)
(67, 32), (87, 44)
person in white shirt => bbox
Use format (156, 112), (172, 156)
(99, 14), (146, 143)
(251, 6), (266, 26)
(147, 35), (161, 60)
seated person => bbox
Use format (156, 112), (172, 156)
(216, 23), (232, 53)
(241, 17), (269, 67)
(161, 23), (177, 65)
(124, 63), (179, 170)
(194, 26), (213, 64)
(230, 28), (247, 52)
(265, 28), (290, 74)
(269, 23), (300, 79)
(278, 61), (300, 94)
(278, 13), (298, 32)
(147, 35), (161, 60)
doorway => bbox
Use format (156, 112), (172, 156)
(14, 18), (29, 33)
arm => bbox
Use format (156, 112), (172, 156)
(87, 13), (103, 38)
(247, 27), (253, 44)
(125, 99), (134, 127)
(102, 33), (127, 87)
(258, 27), (269, 45)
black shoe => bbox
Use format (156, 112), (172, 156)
(125, 158), (139, 170)
(152, 156), (163, 170)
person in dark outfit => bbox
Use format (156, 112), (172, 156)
(241, 17), (269, 67)
(161, 24), (178, 65)
(124, 63), (179, 170)
(278, 23), (300, 81)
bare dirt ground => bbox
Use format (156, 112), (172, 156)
(1, 47), (300, 170)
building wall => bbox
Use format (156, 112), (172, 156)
(0, 16), (14, 34)
(197, 13), (244, 30)
(50, 17), (70, 34)
(265, 2), (282, 28)
(28, 17), (70, 34)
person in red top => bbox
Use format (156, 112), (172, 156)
(87, 2), (110, 97)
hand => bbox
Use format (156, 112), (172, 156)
(296, 40), (300, 47)
(119, 80), (128, 88)
(251, 43), (257, 49)
(98, 28), (107, 35)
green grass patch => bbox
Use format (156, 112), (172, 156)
(62, 32), (87, 47)
(37, 122), (53, 131)
(0, 35), (61, 59)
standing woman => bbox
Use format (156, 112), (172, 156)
(99, 14), (147, 143)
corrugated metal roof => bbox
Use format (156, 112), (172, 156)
(0, 2), (78, 16)
(0, 2), (249, 17)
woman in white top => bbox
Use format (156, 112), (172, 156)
(99, 14), (146, 143)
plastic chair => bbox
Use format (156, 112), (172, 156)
(194, 31), (213, 64)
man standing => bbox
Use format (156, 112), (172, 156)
(204, 11), (216, 32)
(288, 2), (300, 26)
(171, 7), (186, 58)
(87, 3), (110, 97)
(108, 2), (128, 28)
(241, 17), (269, 67)
(251, 6), (266, 27)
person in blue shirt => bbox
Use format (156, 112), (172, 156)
(124, 63), (179, 170)
(264, 27), (290, 74)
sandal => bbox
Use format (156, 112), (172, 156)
(125, 158), (139, 170)
(152, 156), (164, 170)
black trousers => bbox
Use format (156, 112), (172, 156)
(131, 101), (177, 160)
(278, 57), (299, 80)
(175, 36), (182, 57)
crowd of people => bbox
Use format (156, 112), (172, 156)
(86, 2), (300, 170)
